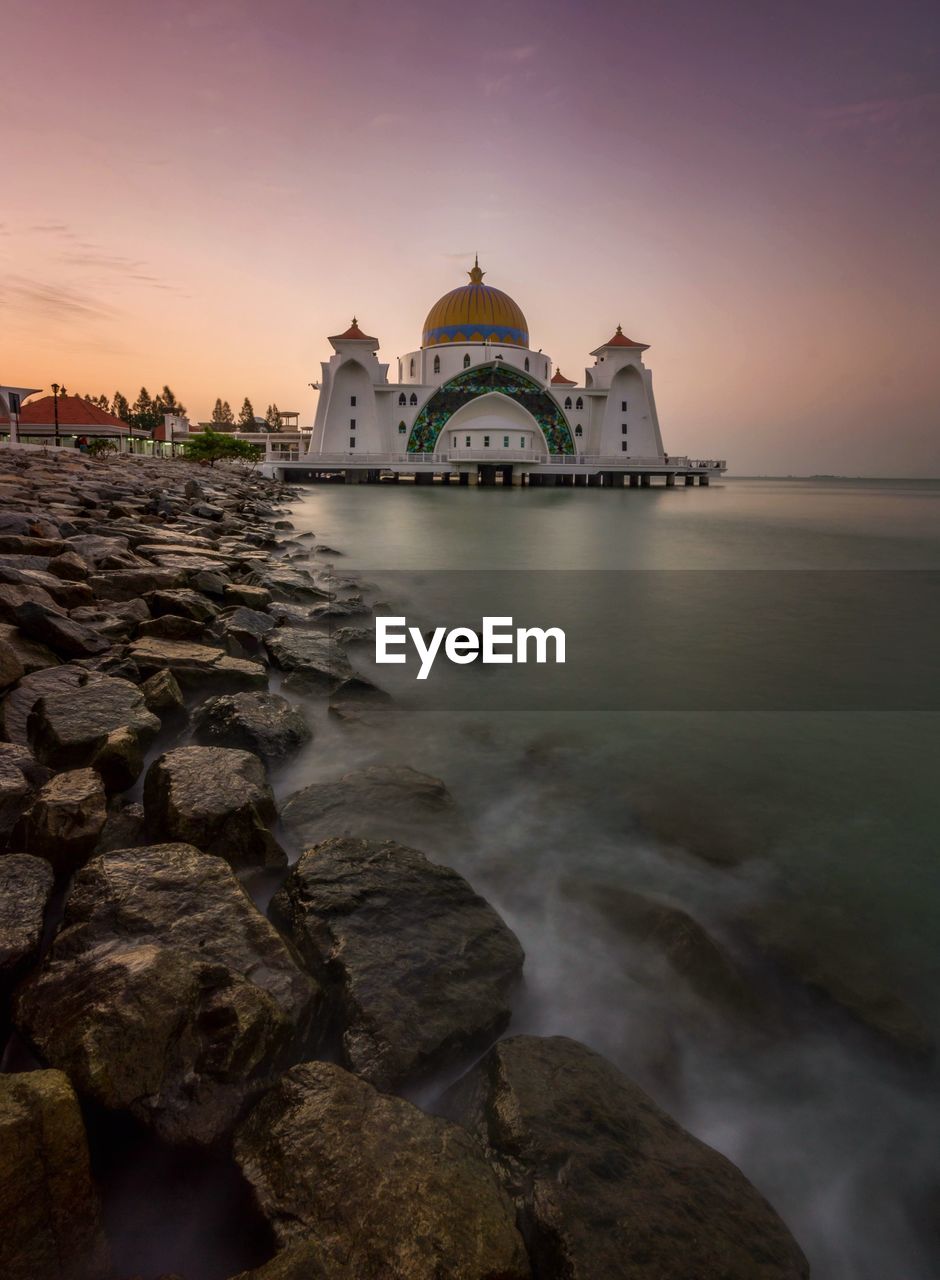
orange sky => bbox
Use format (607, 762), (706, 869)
(2, 0), (939, 474)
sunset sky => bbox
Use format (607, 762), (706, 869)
(2, 0), (938, 474)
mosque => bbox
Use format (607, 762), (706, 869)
(276, 260), (725, 485)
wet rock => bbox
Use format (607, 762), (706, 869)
(271, 836), (523, 1090)
(0, 621), (60, 674)
(140, 667), (186, 715)
(0, 854), (54, 993)
(27, 675), (160, 790)
(1, 665), (107, 745)
(17, 767), (108, 872)
(0, 1069), (111, 1280)
(443, 1035), (809, 1280)
(0, 636), (25, 689)
(66, 533), (131, 567)
(94, 799), (147, 852)
(280, 764), (455, 849)
(219, 606), (275, 657)
(0, 753), (34, 838)
(0, 534), (67, 556)
(15, 843), (320, 1146)
(144, 745), (285, 868)
(741, 902), (933, 1059)
(47, 549), (89, 581)
(137, 612), (208, 641)
(189, 568), (230, 597)
(12, 600), (111, 659)
(89, 567), (181, 601)
(233, 1061), (529, 1279)
(146, 587), (220, 623)
(0, 579), (65, 621)
(563, 879), (759, 1021)
(225, 583), (272, 609)
(192, 691), (310, 761)
(68, 605), (137, 640)
(129, 636), (267, 691)
(192, 502), (225, 521)
(263, 627), (358, 686)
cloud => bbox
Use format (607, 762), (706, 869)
(0, 274), (119, 324)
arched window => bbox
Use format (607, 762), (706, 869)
(433, 355), (440, 374)
(524, 357), (529, 372)
(398, 420), (407, 434)
(564, 397), (572, 410)
(463, 354), (471, 369)
(544, 363), (548, 378)
(398, 392), (406, 406)
(575, 424), (583, 437)
(410, 392), (417, 406)
(410, 358), (415, 377)
(575, 396), (583, 410)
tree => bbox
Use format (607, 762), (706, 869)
(154, 385), (187, 417)
(129, 386), (162, 432)
(211, 398), (235, 426)
(265, 403), (281, 433)
(112, 392), (131, 422)
(238, 397), (255, 429)
(183, 429), (262, 467)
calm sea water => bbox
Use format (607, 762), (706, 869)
(276, 478), (940, 1280)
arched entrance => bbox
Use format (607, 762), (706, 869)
(407, 362), (575, 456)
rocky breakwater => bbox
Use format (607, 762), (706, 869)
(0, 444), (811, 1279)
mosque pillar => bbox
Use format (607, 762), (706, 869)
(685, 474), (695, 486)
(459, 471), (470, 486)
(641, 473), (651, 487)
(629, 473), (640, 488)
(666, 473), (675, 487)
(699, 474), (710, 485)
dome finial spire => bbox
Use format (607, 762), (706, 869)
(468, 253), (485, 285)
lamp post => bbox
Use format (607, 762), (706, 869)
(51, 383), (61, 447)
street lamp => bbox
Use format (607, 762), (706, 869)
(51, 383), (61, 447)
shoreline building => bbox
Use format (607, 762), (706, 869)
(267, 260), (725, 486)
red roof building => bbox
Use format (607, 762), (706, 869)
(550, 368), (577, 385)
(0, 395), (148, 437)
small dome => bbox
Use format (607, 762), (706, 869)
(423, 258), (528, 348)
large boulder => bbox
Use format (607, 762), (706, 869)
(88, 567), (182, 601)
(0, 665), (108, 745)
(12, 600), (110, 659)
(741, 902), (933, 1059)
(146, 587), (220, 623)
(563, 879), (760, 1023)
(129, 636), (267, 690)
(27, 675), (160, 791)
(233, 1061), (530, 1280)
(0, 636), (25, 689)
(144, 746), (285, 868)
(0, 749), (35, 838)
(263, 627), (378, 696)
(17, 767), (107, 872)
(192, 691), (311, 761)
(0, 621), (60, 674)
(271, 836), (524, 1090)
(15, 843), (321, 1145)
(0, 854), (53, 993)
(0, 1069), (111, 1280)
(280, 764), (455, 850)
(443, 1035), (809, 1280)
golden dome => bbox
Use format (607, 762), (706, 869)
(422, 257), (528, 348)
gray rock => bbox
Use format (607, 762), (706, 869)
(192, 691), (310, 761)
(12, 601), (110, 659)
(233, 1061), (529, 1280)
(27, 675), (160, 791)
(17, 767), (108, 872)
(0, 1069), (111, 1280)
(219, 606), (275, 657)
(16, 843), (320, 1145)
(0, 854), (53, 992)
(271, 836), (523, 1090)
(280, 764), (455, 849)
(443, 1035), (809, 1280)
(144, 745), (285, 868)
